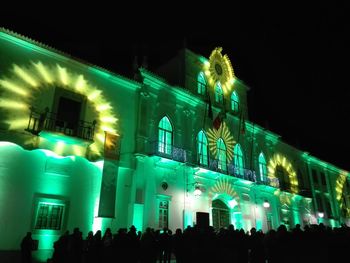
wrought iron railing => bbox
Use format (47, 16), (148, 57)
(149, 141), (191, 163)
(25, 108), (96, 141)
(148, 141), (280, 187)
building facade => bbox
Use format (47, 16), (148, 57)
(0, 28), (349, 259)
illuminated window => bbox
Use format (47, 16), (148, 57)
(230, 91), (239, 113)
(158, 200), (169, 229)
(197, 72), (207, 95)
(258, 152), (267, 181)
(35, 202), (65, 230)
(215, 82), (223, 104)
(216, 138), (227, 171)
(197, 130), (208, 166)
(233, 144), (244, 176)
(158, 116), (173, 155)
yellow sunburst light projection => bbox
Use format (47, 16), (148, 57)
(267, 154), (299, 194)
(207, 122), (235, 162)
(0, 62), (118, 157)
(335, 171), (350, 217)
(203, 47), (235, 94)
(273, 189), (293, 206)
(209, 177), (240, 207)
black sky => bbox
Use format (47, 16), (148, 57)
(1, 3), (349, 170)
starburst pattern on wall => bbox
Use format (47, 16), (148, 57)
(0, 62), (118, 157)
(203, 47), (235, 94)
(207, 122), (235, 162)
(209, 177), (240, 206)
(335, 171), (350, 217)
(274, 189), (293, 206)
(267, 154), (299, 194)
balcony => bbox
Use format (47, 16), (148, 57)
(25, 108), (96, 141)
(148, 141), (190, 163)
(147, 142), (280, 188)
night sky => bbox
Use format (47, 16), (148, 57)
(1, 3), (349, 170)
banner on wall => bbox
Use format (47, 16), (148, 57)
(98, 132), (121, 218)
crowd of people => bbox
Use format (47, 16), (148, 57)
(22, 223), (350, 263)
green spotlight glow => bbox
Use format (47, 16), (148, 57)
(133, 204), (144, 232)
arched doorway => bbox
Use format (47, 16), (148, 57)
(212, 199), (230, 230)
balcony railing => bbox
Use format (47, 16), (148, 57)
(147, 141), (280, 187)
(25, 108), (96, 141)
(149, 141), (190, 163)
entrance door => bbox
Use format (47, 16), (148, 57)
(212, 199), (230, 230)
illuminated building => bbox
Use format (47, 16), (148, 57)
(0, 28), (349, 260)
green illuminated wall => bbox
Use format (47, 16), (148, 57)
(0, 28), (139, 253)
(0, 28), (349, 260)
(0, 143), (101, 249)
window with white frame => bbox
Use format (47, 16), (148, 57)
(158, 200), (169, 229)
(258, 152), (267, 182)
(197, 130), (208, 166)
(197, 72), (207, 95)
(158, 116), (173, 155)
(35, 202), (65, 230)
(215, 82), (223, 104)
(231, 91), (239, 113)
(234, 144), (244, 176)
(216, 138), (227, 171)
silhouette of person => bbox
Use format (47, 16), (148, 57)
(21, 232), (34, 263)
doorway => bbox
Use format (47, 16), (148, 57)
(56, 97), (81, 134)
(212, 199), (230, 230)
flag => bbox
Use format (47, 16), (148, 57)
(241, 114), (246, 134)
(207, 93), (213, 120)
(98, 131), (121, 218)
(213, 113), (222, 130)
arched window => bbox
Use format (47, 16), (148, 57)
(215, 82), (223, 104)
(233, 144), (244, 176)
(231, 91), (239, 113)
(197, 130), (208, 166)
(197, 72), (207, 95)
(158, 116), (173, 155)
(216, 138), (227, 171)
(258, 152), (267, 182)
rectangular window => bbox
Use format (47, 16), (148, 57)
(315, 194), (323, 212)
(198, 144), (208, 166)
(35, 203), (64, 230)
(297, 169), (305, 189)
(198, 82), (206, 95)
(158, 200), (169, 229)
(231, 101), (239, 113)
(324, 198), (332, 218)
(158, 130), (172, 155)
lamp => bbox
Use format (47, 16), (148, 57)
(194, 184), (202, 197)
(263, 200), (270, 208)
(318, 212), (324, 218)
